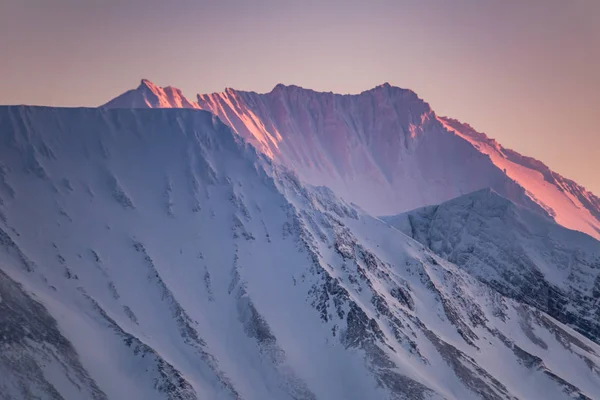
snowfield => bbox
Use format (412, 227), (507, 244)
(0, 106), (599, 399)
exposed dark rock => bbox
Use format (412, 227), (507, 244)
(84, 294), (199, 400)
(419, 322), (514, 400)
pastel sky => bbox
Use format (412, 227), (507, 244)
(1, 0), (599, 194)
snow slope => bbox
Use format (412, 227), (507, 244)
(104, 80), (600, 239)
(438, 118), (600, 240)
(1, 106), (600, 399)
(383, 188), (600, 344)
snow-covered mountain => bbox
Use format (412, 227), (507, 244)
(104, 80), (600, 240)
(382, 188), (600, 344)
(1, 106), (600, 399)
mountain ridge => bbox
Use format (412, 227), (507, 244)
(1, 105), (600, 399)
(439, 116), (600, 225)
(103, 80), (600, 239)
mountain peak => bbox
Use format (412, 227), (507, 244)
(139, 78), (155, 88)
(272, 83), (287, 91)
(103, 79), (199, 109)
(366, 82), (419, 97)
(138, 78), (167, 95)
(267, 82), (419, 98)
(269, 83), (312, 94)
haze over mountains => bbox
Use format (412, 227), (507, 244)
(0, 80), (598, 399)
(105, 79), (600, 240)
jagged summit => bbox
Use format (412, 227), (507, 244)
(139, 78), (155, 88)
(198, 81), (421, 99)
(102, 79), (600, 239)
(270, 83), (304, 93)
(265, 81), (421, 99)
(103, 79), (200, 109)
(107, 79), (425, 106)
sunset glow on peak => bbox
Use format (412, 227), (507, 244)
(1, 2), (600, 398)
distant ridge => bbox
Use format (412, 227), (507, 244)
(103, 80), (600, 239)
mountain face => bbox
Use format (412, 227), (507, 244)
(382, 189), (600, 344)
(2, 106), (600, 399)
(104, 80), (600, 240)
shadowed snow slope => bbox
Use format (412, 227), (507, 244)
(383, 188), (600, 345)
(104, 80), (600, 240)
(1, 106), (600, 399)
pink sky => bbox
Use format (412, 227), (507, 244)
(1, 0), (598, 194)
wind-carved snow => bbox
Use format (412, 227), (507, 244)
(104, 80), (600, 239)
(1, 106), (600, 399)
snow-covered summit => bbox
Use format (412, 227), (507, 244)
(103, 79), (200, 109)
(103, 80), (600, 239)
